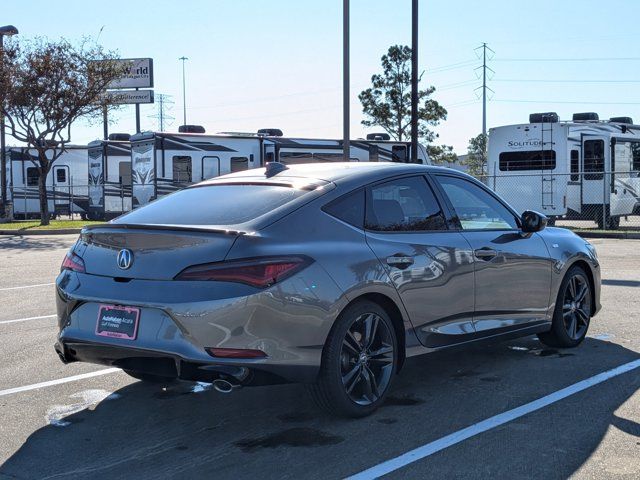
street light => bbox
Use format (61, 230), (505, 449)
(0, 24), (18, 218)
(179, 56), (188, 126)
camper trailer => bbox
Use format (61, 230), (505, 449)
(130, 127), (429, 208)
(487, 112), (640, 229)
(87, 134), (132, 220)
(7, 145), (89, 219)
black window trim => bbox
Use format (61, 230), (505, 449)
(429, 172), (522, 233)
(362, 173), (450, 234)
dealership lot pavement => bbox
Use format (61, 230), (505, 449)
(0, 234), (639, 479)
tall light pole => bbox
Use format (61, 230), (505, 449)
(410, 0), (418, 163)
(342, 0), (350, 162)
(179, 56), (188, 126)
(0, 25), (18, 218)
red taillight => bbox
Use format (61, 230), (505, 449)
(61, 252), (85, 273)
(175, 256), (311, 288)
(205, 347), (267, 359)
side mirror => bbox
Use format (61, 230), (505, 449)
(521, 210), (548, 233)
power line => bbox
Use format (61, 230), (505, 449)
(493, 99), (640, 105)
(494, 57), (640, 62)
(493, 78), (640, 84)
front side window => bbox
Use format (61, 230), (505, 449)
(173, 156), (192, 183)
(365, 176), (447, 232)
(26, 167), (39, 186)
(584, 140), (604, 180)
(499, 150), (556, 171)
(436, 175), (518, 231)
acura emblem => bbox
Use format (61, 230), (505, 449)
(117, 249), (133, 270)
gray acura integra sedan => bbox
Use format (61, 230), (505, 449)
(55, 162), (600, 417)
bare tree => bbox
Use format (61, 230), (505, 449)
(0, 37), (124, 225)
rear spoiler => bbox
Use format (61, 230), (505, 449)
(81, 223), (248, 236)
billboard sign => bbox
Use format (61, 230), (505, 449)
(107, 58), (154, 89)
(104, 90), (154, 105)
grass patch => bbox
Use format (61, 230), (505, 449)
(0, 220), (105, 230)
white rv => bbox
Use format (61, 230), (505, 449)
(130, 127), (429, 208)
(487, 112), (640, 229)
(87, 135), (132, 220)
(7, 146), (89, 219)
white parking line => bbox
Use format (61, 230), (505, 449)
(0, 314), (56, 325)
(0, 368), (121, 398)
(347, 359), (640, 480)
(0, 282), (55, 292)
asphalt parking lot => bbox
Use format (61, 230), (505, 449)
(0, 234), (638, 480)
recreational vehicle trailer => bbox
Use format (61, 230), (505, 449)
(487, 112), (640, 229)
(7, 145), (89, 219)
(130, 128), (429, 208)
(87, 135), (132, 220)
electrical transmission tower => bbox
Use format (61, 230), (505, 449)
(474, 43), (495, 139)
(148, 93), (175, 132)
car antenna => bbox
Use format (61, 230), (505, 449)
(265, 162), (289, 178)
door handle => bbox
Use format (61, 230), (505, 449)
(474, 248), (498, 261)
(386, 254), (414, 269)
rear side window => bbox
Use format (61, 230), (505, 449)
(26, 167), (39, 186)
(116, 184), (309, 226)
(365, 176), (447, 232)
(323, 189), (365, 228)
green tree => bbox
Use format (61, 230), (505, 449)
(428, 144), (458, 165)
(0, 38), (124, 225)
(465, 133), (488, 176)
(359, 45), (449, 148)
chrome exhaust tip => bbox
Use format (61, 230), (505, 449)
(212, 378), (241, 394)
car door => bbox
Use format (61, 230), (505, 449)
(433, 174), (552, 333)
(364, 175), (476, 348)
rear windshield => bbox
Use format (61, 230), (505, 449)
(114, 184), (308, 226)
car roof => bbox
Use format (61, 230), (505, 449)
(200, 162), (466, 188)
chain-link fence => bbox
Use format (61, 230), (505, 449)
(477, 171), (640, 231)
(7, 183), (130, 221)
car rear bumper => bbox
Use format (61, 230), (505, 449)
(54, 338), (318, 385)
(55, 265), (348, 385)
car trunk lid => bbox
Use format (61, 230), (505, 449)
(76, 224), (241, 280)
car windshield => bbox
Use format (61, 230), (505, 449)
(113, 184), (309, 226)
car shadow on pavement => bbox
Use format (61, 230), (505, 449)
(1, 337), (639, 480)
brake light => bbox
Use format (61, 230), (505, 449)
(61, 252), (85, 273)
(175, 256), (311, 288)
(205, 347), (267, 359)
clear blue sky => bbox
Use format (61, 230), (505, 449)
(4, 0), (640, 153)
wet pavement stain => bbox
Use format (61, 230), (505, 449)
(277, 411), (317, 423)
(175, 445), (189, 451)
(384, 395), (425, 406)
(480, 376), (501, 382)
(451, 369), (481, 379)
(377, 417), (398, 424)
(535, 349), (575, 358)
(234, 428), (343, 452)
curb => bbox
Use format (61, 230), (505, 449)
(0, 229), (81, 236)
(574, 231), (640, 240)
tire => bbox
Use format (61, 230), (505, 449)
(307, 300), (398, 418)
(538, 265), (592, 348)
(123, 369), (177, 384)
